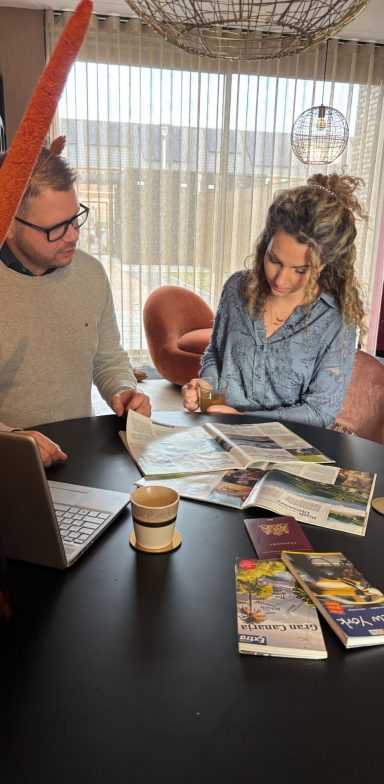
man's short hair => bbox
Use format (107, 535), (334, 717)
(0, 147), (77, 215)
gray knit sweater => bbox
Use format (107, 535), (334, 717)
(0, 250), (136, 429)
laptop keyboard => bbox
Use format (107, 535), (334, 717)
(54, 503), (111, 546)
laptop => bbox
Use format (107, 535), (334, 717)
(0, 431), (130, 569)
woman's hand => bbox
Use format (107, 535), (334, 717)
(204, 404), (242, 415)
(181, 381), (242, 415)
(181, 378), (201, 411)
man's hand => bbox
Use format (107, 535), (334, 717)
(27, 431), (68, 467)
(110, 390), (152, 418)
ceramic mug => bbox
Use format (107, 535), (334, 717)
(130, 485), (180, 550)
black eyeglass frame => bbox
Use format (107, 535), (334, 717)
(14, 203), (89, 242)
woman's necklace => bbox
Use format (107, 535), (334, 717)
(269, 297), (295, 327)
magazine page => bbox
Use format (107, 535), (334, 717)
(124, 411), (243, 478)
(205, 421), (333, 466)
(123, 412), (332, 479)
(126, 409), (180, 442)
(245, 465), (377, 537)
(268, 462), (342, 483)
(134, 462), (344, 512)
(136, 466), (268, 509)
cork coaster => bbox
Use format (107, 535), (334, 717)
(371, 497), (384, 516)
(129, 529), (182, 553)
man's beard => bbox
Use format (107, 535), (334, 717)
(12, 227), (76, 274)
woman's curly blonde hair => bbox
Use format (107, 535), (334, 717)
(244, 172), (366, 331)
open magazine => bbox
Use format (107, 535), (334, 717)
(121, 411), (333, 479)
(136, 462), (376, 537)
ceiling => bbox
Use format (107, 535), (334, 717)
(0, 0), (383, 44)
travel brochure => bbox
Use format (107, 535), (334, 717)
(136, 461), (376, 536)
(235, 558), (327, 659)
(121, 411), (333, 479)
(281, 551), (384, 649)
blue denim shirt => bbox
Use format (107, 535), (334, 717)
(200, 271), (356, 427)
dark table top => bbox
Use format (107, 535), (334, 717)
(1, 412), (384, 784)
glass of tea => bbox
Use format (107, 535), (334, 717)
(198, 377), (228, 413)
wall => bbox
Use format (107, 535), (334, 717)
(0, 8), (45, 144)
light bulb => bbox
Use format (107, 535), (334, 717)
(316, 106), (326, 131)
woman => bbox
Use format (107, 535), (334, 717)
(182, 173), (366, 428)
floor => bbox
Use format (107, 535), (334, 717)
(92, 378), (184, 415)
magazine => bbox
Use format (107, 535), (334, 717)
(281, 551), (384, 649)
(235, 558), (327, 659)
(121, 410), (333, 479)
(136, 461), (376, 536)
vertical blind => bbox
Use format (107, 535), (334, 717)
(47, 12), (384, 362)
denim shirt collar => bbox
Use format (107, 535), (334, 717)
(250, 289), (339, 344)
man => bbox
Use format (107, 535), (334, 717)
(0, 144), (151, 465)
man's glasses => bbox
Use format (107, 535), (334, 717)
(15, 203), (89, 242)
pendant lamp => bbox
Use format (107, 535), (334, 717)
(291, 41), (349, 165)
(125, 1), (372, 62)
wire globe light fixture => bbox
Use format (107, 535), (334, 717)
(125, 1), (372, 62)
(291, 105), (349, 165)
(291, 41), (349, 165)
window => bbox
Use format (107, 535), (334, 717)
(48, 14), (384, 359)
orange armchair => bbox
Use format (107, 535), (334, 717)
(143, 286), (214, 386)
(334, 350), (384, 444)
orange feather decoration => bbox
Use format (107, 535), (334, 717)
(49, 135), (67, 156)
(0, 0), (93, 248)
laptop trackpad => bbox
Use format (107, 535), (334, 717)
(48, 480), (130, 512)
